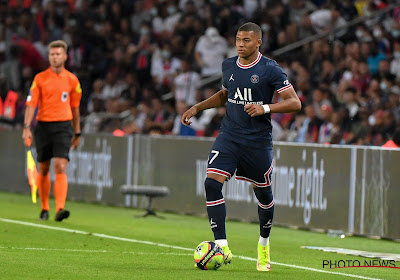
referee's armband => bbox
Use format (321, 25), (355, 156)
(262, 104), (270, 114)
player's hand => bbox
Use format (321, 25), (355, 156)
(22, 128), (32, 147)
(181, 106), (198, 126)
(71, 136), (80, 151)
(244, 104), (265, 117)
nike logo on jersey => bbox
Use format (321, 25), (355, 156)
(229, 74), (234, 81)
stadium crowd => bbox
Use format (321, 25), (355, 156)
(1, 0), (400, 146)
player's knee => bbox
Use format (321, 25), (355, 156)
(253, 186), (273, 205)
(204, 178), (223, 199)
(54, 160), (67, 174)
(38, 161), (51, 175)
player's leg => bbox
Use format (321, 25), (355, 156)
(34, 122), (52, 220)
(205, 173), (233, 262)
(205, 173), (233, 264)
(205, 137), (237, 264)
(205, 173), (226, 240)
(52, 121), (73, 222)
(235, 147), (274, 271)
(253, 185), (274, 271)
(53, 157), (69, 219)
(37, 161), (51, 220)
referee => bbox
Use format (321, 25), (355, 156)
(22, 40), (82, 222)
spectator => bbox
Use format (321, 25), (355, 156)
(100, 72), (127, 100)
(288, 0), (317, 26)
(148, 123), (164, 135)
(130, 0), (151, 34)
(382, 110), (397, 142)
(320, 59), (341, 89)
(346, 106), (370, 145)
(194, 27), (227, 78)
(390, 41), (400, 81)
(318, 104), (333, 144)
(33, 30), (51, 60)
(342, 87), (359, 119)
(113, 117), (138, 136)
(152, 1), (182, 38)
(311, 87), (332, 118)
(130, 102), (150, 133)
(297, 104), (322, 143)
(373, 59), (391, 81)
(286, 110), (306, 142)
(0, 45), (21, 91)
(173, 57), (201, 106)
(367, 42), (387, 75)
(387, 90), (400, 121)
(204, 106), (225, 137)
(335, 0), (359, 22)
(1, 0), (399, 147)
(127, 21), (157, 87)
(83, 97), (104, 134)
(151, 44), (181, 94)
(172, 101), (197, 136)
(87, 79), (104, 113)
(147, 97), (174, 134)
(301, 8), (348, 39)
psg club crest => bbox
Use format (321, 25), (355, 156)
(250, 74), (259, 83)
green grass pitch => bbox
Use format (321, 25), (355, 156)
(0, 191), (399, 280)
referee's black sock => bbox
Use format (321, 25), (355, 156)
(204, 178), (226, 240)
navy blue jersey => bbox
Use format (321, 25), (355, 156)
(219, 53), (293, 148)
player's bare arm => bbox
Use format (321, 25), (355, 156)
(22, 106), (35, 147)
(244, 88), (301, 117)
(71, 107), (81, 150)
(181, 88), (228, 125)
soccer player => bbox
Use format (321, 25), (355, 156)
(181, 22), (301, 271)
(22, 40), (82, 222)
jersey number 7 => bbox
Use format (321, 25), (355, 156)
(209, 150), (219, 164)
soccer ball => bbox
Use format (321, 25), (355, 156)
(194, 241), (224, 270)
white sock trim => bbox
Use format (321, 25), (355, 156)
(259, 236), (269, 246)
(215, 239), (228, 247)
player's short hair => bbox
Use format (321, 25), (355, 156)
(238, 22), (262, 38)
(48, 40), (68, 53)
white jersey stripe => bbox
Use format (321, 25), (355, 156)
(206, 198), (225, 206)
(207, 168), (231, 179)
(277, 84), (293, 93)
(235, 176), (271, 187)
(236, 52), (262, 69)
(258, 200), (274, 209)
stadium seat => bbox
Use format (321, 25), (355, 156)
(120, 185), (170, 218)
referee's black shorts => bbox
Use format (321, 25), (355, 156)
(34, 121), (73, 162)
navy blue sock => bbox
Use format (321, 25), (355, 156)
(253, 186), (274, 238)
(205, 178), (226, 240)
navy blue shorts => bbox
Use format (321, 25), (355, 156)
(206, 134), (274, 187)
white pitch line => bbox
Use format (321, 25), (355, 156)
(0, 246), (192, 256)
(0, 218), (382, 280)
(0, 246), (110, 253)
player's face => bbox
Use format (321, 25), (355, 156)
(236, 31), (261, 59)
(48, 47), (67, 68)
